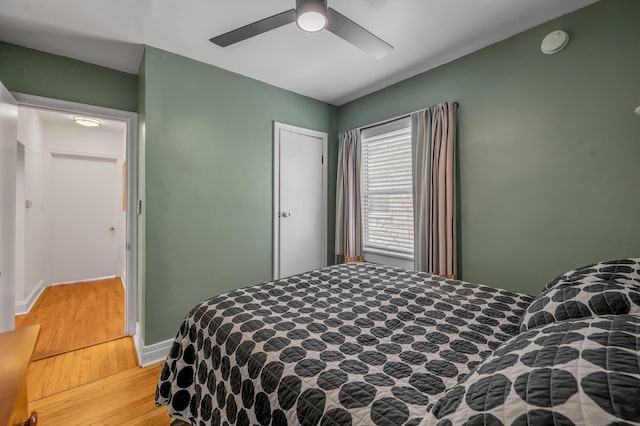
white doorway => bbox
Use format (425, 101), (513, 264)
(273, 122), (327, 279)
(49, 154), (120, 284)
(12, 93), (138, 337)
(0, 82), (17, 332)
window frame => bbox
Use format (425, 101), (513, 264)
(360, 116), (415, 267)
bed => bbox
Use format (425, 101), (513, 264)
(156, 258), (640, 425)
(155, 262), (533, 425)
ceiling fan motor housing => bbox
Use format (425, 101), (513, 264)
(296, 0), (328, 31)
(296, 0), (328, 12)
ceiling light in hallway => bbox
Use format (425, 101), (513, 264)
(73, 116), (102, 127)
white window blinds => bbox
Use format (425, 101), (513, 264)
(361, 117), (414, 258)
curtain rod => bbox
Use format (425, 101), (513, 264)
(357, 101), (459, 133)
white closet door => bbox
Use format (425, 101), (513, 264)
(277, 127), (326, 278)
(49, 154), (119, 283)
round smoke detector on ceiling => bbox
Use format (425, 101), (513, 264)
(541, 30), (570, 54)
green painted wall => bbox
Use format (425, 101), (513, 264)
(0, 41), (137, 112)
(338, 0), (640, 295)
(142, 47), (337, 344)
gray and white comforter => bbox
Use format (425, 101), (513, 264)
(155, 262), (533, 426)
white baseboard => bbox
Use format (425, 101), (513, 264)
(120, 270), (126, 290)
(136, 323), (172, 367)
(15, 279), (45, 315)
(51, 275), (117, 286)
(140, 339), (172, 368)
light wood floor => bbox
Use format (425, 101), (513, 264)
(28, 336), (138, 401)
(16, 278), (125, 360)
(17, 278), (173, 424)
(27, 337), (171, 426)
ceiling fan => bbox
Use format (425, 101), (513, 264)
(210, 0), (393, 59)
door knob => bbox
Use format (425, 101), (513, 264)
(109, 226), (115, 231)
(280, 212), (291, 218)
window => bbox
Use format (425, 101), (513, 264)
(361, 117), (414, 261)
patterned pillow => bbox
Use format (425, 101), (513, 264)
(519, 280), (640, 332)
(544, 258), (640, 291)
(519, 258), (640, 332)
(423, 315), (640, 426)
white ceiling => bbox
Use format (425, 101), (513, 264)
(0, 0), (598, 105)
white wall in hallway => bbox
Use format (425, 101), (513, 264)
(44, 122), (124, 157)
(16, 107), (48, 309)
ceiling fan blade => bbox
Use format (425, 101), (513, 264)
(326, 8), (393, 59)
(210, 9), (296, 47)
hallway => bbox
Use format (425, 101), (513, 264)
(16, 278), (125, 359)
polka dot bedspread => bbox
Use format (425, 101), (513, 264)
(155, 262), (533, 425)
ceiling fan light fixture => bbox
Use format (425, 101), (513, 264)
(296, 0), (327, 32)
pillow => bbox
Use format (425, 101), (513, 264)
(519, 258), (640, 332)
(519, 280), (640, 332)
(422, 315), (640, 426)
(544, 258), (640, 291)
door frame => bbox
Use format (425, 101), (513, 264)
(13, 92), (139, 337)
(14, 142), (26, 313)
(0, 83), (17, 331)
(272, 122), (328, 280)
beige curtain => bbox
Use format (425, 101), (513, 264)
(411, 102), (458, 277)
(335, 129), (363, 264)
